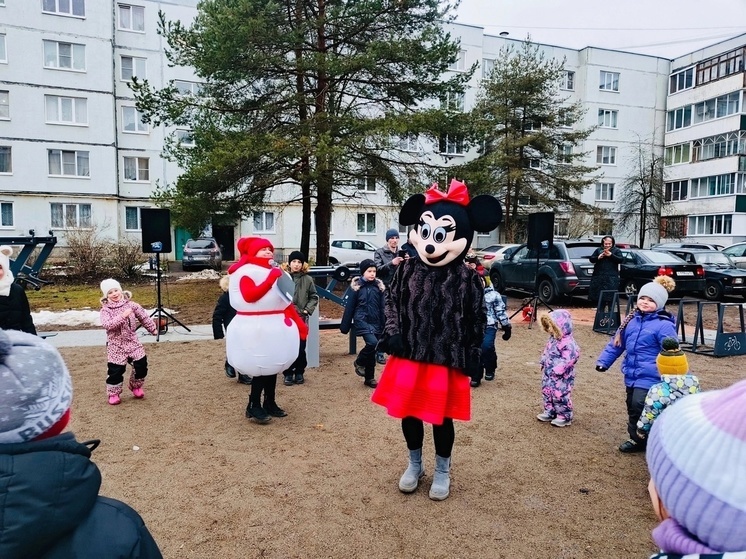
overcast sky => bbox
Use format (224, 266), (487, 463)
(454, 0), (746, 59)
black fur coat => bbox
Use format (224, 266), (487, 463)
(384, 258), (485, 373)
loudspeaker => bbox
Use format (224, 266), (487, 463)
(140, 208), (172, 253)
(527, 212), (554, 251)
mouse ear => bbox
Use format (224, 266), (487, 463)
(399, 194), (426, 226)
(468, 196), (503, 232)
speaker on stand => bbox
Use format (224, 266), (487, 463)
(140, 208), (190, 340)
(510, 211), (556, 328)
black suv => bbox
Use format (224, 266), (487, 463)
(490, 241), (598, 303)
(652, 247), (746, 301)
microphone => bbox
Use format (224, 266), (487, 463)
(269, 259), (278, 267)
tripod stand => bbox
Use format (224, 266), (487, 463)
(150, 252), (190, 341)
(509, 253), (554, 329)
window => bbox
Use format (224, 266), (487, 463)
(50, 203), (91, 228)
(690, 173), (738, 198)
(253, 211), (274, 232)
(557, 144), (572, 164)
(666, 105), (692, 131)
(175, 129), (195, 147)
(0, 34), (7, 63)
(518, 195), (537, 206)
(528, 158), (541, 169)
(599, 71), (619, 91)
(42, 0), (85, 17)
(121, 56), (146, 81)
(696, 46), (745, 86)
(0, 202), (13, 227)
(664, 143), (690, 165)
(439, 134), (464, 155)
(595, 182), (614, 201)
(357, 213), (376, 234)
(122, 106), (148, 133)
(0, 146), (10, 173)
(357, 175), (376, 192)
(598, 109), (618, 128)
(669, 67), (694, 94)
(661, 216), (686, 238)
(557, 107), (573, 128)
(398, 133), (418, 152)
(174, 80), (201, 96)
(448, 50), (466, 72)
(482, 58), (495, 78)
(45, 95), (87, 125)
(594, 218), (614, 237)
(0, 90), (8, 120)
(560, 70), (575, 90)
(48, 149), (89, 177)
(692, 131), (746, 162)
(125, 207), (141, 230)
(665, 180), (688, 202)
(688, 214), (732, 236)
(43, 40), (85, 71)
(596, 146), (616, 165)
(123, 156), (149, 181)
(440, 91), (465, 112)
(554, 218), (568, 237)
(118, 4), (145, 32)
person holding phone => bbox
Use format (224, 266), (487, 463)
(588, 235), (623, 310)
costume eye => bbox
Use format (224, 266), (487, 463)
(433, 227), (448, 243)
(420, 223), (431, 240)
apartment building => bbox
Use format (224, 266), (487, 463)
(1, 1), (737, 262)
(661, 33), (746, 247)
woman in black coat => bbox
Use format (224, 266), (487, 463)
(588, 235), (624, 309)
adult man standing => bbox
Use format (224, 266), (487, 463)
(374, 228), (404, 364)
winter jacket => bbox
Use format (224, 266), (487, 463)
(374, 246), (398, 286)
(0, 432), (162, 559)
(588, 240), (624, 303)
(484, 286), (509, 329)
(384, 258), (485, 372)
(212, 292), (235, 339)
(0, 282), (36, 335)
(340, 276), (386, 336)
(100, 293), (157, 365)
(597, 309), (678, 390)
(282, 264), (319, 318)
(540, 309), (580, 376)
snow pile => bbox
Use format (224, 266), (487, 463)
(176, 269), (222, 281)
(31, 307), (178, 327)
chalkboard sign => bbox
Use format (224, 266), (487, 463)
(713, 332), (746, 357)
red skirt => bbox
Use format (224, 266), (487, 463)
(371, 356), (471, 424)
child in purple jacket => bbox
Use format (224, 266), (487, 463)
(537, 309), (580, 427)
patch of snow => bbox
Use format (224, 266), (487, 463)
(32, 307), (178, 327)
(177, 269), (222, 281)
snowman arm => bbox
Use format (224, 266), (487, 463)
(239, 268), (282, 302)
(285, 305), (309, 340)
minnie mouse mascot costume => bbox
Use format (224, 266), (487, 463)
(372, 179), (502, 500)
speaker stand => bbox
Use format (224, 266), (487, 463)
(508, 256), (554, 329)
(149, 253), (190, 341)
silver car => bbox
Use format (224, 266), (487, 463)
(182, 237), (222, 271)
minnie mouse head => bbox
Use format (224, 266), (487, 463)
(400, 179), (502, 267)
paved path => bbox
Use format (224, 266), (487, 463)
(41, 324), (215, 348)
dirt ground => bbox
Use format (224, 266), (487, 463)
(58, 303), (746, 559)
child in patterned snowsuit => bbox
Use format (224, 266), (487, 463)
(100, 278), (158, 405)
(537, 309), (580, 427)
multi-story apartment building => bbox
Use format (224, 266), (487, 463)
(661, 33), (746, 247)
(0, 1), (739, 263)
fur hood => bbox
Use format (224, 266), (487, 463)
(350, 276), (385, 292)
(281, 262), (311, 274)
(219, 274), (230, 292)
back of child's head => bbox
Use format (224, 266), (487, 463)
(647, 377), (746, 552)
(219, 274), (230, 292)
(539, 309), (572, 339)
(656, 336), (689, 375)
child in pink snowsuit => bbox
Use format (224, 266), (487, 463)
(100, 278), (157, 405)
(537, 309), (580, 427)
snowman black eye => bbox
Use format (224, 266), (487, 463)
(420, 223), (431, 240)
(433, 227), (447, 243)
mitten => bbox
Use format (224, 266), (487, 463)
(465, 356), (481, 379)
(384, 334), (405, 356)
(595, 365), (607, 372)
(502, 324), (512, 341)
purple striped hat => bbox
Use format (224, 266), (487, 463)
(647, 378), (746, 552)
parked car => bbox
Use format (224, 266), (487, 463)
(489, 240), (598, 303)
(722, 242), (746, 269)
(652, 247), (746, 300)
(617, 248), (705, 298)
(474, 243), (521, 269)
(651, 242), (724, 251)
(182, 237), (222, 271)
(328, 239), (378, 267)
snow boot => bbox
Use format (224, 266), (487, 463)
(429, 455), (451, 501)
(398, 448), (425, 493)
(107, 383), (123, 405)
(129, 373), (145, 399)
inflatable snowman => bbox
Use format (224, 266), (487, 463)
(226, 237), (308, 377)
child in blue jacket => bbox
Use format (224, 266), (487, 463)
(595, 275), (677, 453)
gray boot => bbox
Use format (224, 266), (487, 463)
(429, 454), (451, 501)
(398, 448), (425, 493)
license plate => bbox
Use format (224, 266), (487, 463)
(677, 271), (694, 276)
(735, 278), (744, 285)
(586, 269), (593, 275)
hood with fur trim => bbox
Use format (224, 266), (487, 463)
(0, 245), (14, 297)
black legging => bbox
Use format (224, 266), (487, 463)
(401, 416), (455, 458)
(249, 374), (278, 406)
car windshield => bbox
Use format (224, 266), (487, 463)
(640, 251), (682, 263)
(188, 240), (215, 249)
(695, 252), (732, 265)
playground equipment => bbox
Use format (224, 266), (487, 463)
(1, 233), (57, 290)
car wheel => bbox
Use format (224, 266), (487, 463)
(491, 271), (505, 292)
(538, 278), (556, 304)
(622, 279), (638, 297)
(181, 264), (190, 272)
(704, 280), (723, 301)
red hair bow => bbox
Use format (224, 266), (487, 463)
(424, 179), (470, 206)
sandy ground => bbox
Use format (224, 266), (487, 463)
(58, 309), (746, 559)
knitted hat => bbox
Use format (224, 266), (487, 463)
(638, 275), (676, 309)
(647, 378), (746, 552)
(100, 278), (122, 297)
(0, 329), (73, 443)
(360, 259), (376, 275)
(0, 245), (14, 297)
(288, 250), (306, 264)
(385, 228), (399, 241)
(656, 337), (689, 375)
